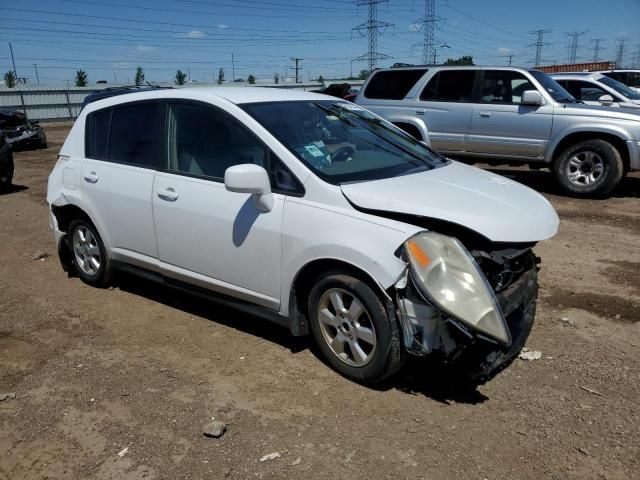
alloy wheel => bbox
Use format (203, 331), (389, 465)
(566, 150), (604, 186)
(317, 288), (377, 367)
(72, 226), (101, 276)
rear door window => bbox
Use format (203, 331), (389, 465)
(86, 109), (111, 160)
(363, 69), (427, 100)
(108, 102), (161, 168)
(420, 70), (476, 102)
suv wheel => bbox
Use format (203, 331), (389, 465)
(68, 219), (113, 287)
(554, 139), (624, 196)
(308, 272), (404, 384)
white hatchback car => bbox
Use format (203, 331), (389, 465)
(48, 87), (559, 384)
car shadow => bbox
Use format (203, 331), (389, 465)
(0, 184), (28, 196)
(116, 272), (489, 404)
(483, 167), (640, 199)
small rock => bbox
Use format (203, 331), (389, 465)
(560, 317), (575, 326)
(32, 251), (48, 261)
(578, 447), (589, 456)
(203, 420), (226, 438)
(615, 314), (621, 320)
(519, 348), (542, 361)
(260, 452), (281, 462)
(117, 447), (129, 457)
(290, 457), (301, 466)
(0, 392), (16, 401)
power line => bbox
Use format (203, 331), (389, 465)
(352, 0), (393, 73)
(528, 29), (551, 67)
(591, 38), (604, 62)
(566, 31), (587, 64)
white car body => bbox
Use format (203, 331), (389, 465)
(551, 72), (640, 109)
(47, 87), (559, 382)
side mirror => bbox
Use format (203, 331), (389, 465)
(224, 164), (274, 212)
(598, 94), (614, 104)
(521, 90), (544, 106)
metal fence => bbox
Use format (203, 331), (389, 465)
(0, 81), (364, 122)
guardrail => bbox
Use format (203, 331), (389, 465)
(0, 81), (364, 122)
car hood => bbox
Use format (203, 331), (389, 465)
(340, 161), (559, 243)
(554, 102), (640, 120)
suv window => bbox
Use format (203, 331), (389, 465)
(108, 103), (161, 168)
(86, 109), (111, 160)
(166, 102), (302, 193)
(478, 70), (536, 104)
(364, 69), (426, 100)
(420, 70), (475, 102)
(558, 80), (610, 102)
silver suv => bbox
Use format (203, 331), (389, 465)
(356, 66), (640, 196)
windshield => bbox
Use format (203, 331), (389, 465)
(530, 70), (575, 103)
(241, 100), (447, 184)
(598, 76), (640, 100)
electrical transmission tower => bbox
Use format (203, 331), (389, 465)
(615, 39), (625, 67)
(411, 0), (438, 65)
(566, 31), (587, 64)
(591, 38), (604, 62)
(290, 57), (302, 84)
(352, 0), (393, 73)
(528, 29), (551, 67)
(503, 54), (514, 66)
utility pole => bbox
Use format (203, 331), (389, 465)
(33, 64), (40, 85)
(528, 29), (551, 67)
(352, 0), (392, 73)
(591, 38), (604, 62)
(566, 31), (587, 64)
(8, 42), (18, 81)
(504, 54), (514, 66)
(290, 57), (302, 83)
(231, 53), (236, 82)
(113, 72), (117, 84)
(615, 39), (625, 67)
(188, 65), (191, 82)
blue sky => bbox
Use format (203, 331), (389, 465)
(1, 0), (639, 85)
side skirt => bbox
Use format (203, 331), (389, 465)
(112, 261), (291, 330)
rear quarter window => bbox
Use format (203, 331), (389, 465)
(85, 109), (111, 160)
(363, 69), (427, 100)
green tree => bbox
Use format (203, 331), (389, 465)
(358, 69), (369, 80)
(247, 74), (256, 85)
(75, 69), (88, 87)
(217, 68), (225, 85)
(134, 66), (145, 86)
(4, 70), (17, 88)
(444, 56), (474, 65)
(274, 72), (279, 84)
(175, 70), (187, 85)
(317, 75), (325, 85)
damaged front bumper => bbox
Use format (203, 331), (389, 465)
(394, 249), (539, 382)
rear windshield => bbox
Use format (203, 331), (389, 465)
(363, 69), (427, 100)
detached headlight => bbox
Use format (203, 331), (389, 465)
(404, 232), (511, 345)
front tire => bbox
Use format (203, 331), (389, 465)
(553, 139), (624, 196)
(308, 272), (404, 384)
(68, 219), (113, 287)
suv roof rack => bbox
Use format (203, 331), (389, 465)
(81, 84), (173, 110)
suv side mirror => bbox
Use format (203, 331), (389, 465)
(598, 94), (614, 104)
(521, 90), (544, 106)
(224, 164), (274, 212)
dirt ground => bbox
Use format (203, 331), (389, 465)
(1, 123), (639, 480)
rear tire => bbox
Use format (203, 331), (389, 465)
(308, 271), (405, 384)
(553, 139), (624, 196)
(68, 219), (113, 288)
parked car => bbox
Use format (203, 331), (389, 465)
(596, 70), (640, 93)
(356, 65), (640, 196)
(0, 133), (14, 190)
(551, 72), (640, 108)
(0, 110), (47, 151)
(47, 87), (558, 385)
(311, 83), (358, 102)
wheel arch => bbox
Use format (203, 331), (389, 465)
(549, 130), (631, 171)
(287, 257), (397, 337)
